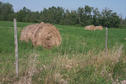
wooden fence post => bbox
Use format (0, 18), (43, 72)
(14, 18), (18, 77)
(105, 27), (108, 56)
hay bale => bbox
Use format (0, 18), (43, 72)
(95, 26), (103, 30)
(20, 22), (61, 49)
(20, 24), (39, 42)
(84, 25), (103, 31)
(85, 25), (95, 30)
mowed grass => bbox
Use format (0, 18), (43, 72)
(0, 21), (126, 84)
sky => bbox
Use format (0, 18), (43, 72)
(0, 0), (126, 18)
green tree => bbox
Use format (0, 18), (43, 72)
(0, 1), (121, 28)
(29, 11), (41, 22)
(101, 8), (120, 27)
(61, 10), (78, 25)
(0, 1), (14, 21)
(92, 8), (101, 26)
(16, 7), (33, 22)
(40, 6), (64, 24)
(77, 5), (93, 26)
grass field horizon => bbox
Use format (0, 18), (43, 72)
(0, 21), (126, 84)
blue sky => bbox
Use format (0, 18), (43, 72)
(0, 0), (126, 18)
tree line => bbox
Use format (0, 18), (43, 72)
(0, 1), (125, 27)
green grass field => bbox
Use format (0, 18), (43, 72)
(0, 21), (126, 84)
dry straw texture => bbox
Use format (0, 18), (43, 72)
(84, 25), (103, 31)
(20, 22), (62, 49)
(95, 26), (103, 30)
(20, 24), (39, 42)
(14, 53), (39, 84)
(85, 25), (95, 30)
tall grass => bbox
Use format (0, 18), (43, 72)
(12, 45), (126, 84)
(38, 45), (125, 84)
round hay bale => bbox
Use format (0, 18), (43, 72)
(20, 24), (39, 42)
(20, 22), (62, 49)
(85, 25), (95, 31)
(95, 26), (103, 30)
